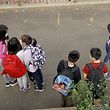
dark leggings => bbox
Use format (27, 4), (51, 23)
(28, 69), (43, 89)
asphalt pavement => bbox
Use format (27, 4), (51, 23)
(0, 3), (110, 110)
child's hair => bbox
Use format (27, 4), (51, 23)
(8, 37), (22, 54)
(90, 48), (102, 60)
(68, 50), (80, 63)
(31, 38), (37, 47)
(0, 24), (8, 30)
(107, 24), (110, 33)
(0, 24), (9, 41)
(21, 34), (32, 45)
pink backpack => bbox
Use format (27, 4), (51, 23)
(0, 41), (8, 59)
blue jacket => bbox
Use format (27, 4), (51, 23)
(106, 36), (110, 53)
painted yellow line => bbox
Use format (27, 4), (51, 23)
(57, 12), (60, 26)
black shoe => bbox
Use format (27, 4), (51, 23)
(34, 86), (44, 92)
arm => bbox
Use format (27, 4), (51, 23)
(83, 73), (88, 80)
(57, 60), (65, 74)
(83, 64), (90, 80)
(106, 42), (109, 53)
(74, 68), (81, 84)
(53, 60), (64, 83)
(22, 49), (32, 67)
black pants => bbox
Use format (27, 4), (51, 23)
(28, 69), (43, 89)
(61, 94), (74, 107)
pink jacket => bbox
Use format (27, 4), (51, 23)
(0, 41), (8, 59)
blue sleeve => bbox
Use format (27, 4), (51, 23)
(106, 42), (109, 53)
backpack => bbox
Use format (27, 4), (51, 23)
(87, 62), (106, 98)
(53, 61), (79, 96)
(29, 44), (46, 69)
(2, 55), (27, 78)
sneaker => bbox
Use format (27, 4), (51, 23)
(33, 81), (37, 85)
(23, 84), (31, 93)
(10, 81), (18, 87)
(34, 82), (44, 86)
(19, 87), (24, 91)
(42, 82), (44, 85)
(34, 86), (44, 92)
(5, 83), (11, 88)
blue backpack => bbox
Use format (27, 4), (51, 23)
(53, 61), (78, 96)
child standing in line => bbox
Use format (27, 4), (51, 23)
(104, 24), (110, 63)
(83, 48), (108, 102)
(0, 24), (17, 87)
(8, 37), (30, 92)
(103, 24), (110, 80)
(20, 35), (44, 92)
(56, 50), (81, 107)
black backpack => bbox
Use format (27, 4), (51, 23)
(61, 61), (79, 80)
(53, 61), (79, 96)
(87, 62), (106, 98)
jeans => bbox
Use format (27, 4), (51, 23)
(104, 52), (110, 63)
(0, 59), (16, 84)
(29, 69), (43, 90)
(2, 74), (16, 84)
(61, 94), (74, 107)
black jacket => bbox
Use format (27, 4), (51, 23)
(57, 60), (81, 84)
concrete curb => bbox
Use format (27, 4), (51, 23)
(36, 107), (76, 110)
(0, 1), (110, 9)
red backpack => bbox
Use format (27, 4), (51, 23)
(2, 55), (27, 78)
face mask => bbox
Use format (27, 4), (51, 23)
(5, 32), (8, 38)
(5, 32), (9, 40)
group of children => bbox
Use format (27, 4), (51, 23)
(53, 24), (110, 107)
(0, 24), (45, 92)
(0, 24), (110, 107)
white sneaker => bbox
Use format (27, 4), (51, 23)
(5, 83), (11, 88)
(10, 82), (18, 87)
(19, 87), (24, 91)
(23, 84), (31, 93)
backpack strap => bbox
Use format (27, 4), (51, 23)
(86, 63), (94, 71)
(98, 62), (104, 70)
(87, 62), (104, 71)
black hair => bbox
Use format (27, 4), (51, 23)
(68, 50), (80, 63)
(90, 48), (101, 60)
(0, 24), (8, 30)
(0, 24), (9, 41)
(8, 37), (22, 54)
(107, 24), (110, 33)
(21, 34), (32, 45)
(31, 38), (37, 47)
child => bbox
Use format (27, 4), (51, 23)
(28, 38), (45, 85)
(0, 24), (9, 40)
(8, 37), (30, 92)
(103, 24), (110, 80)
(0, 25), (17, 87)
(56, 50), (81, 107)
(20, 35), (44, 92)
(104, 24), (110, 63)
(83, 48), (108, 101)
